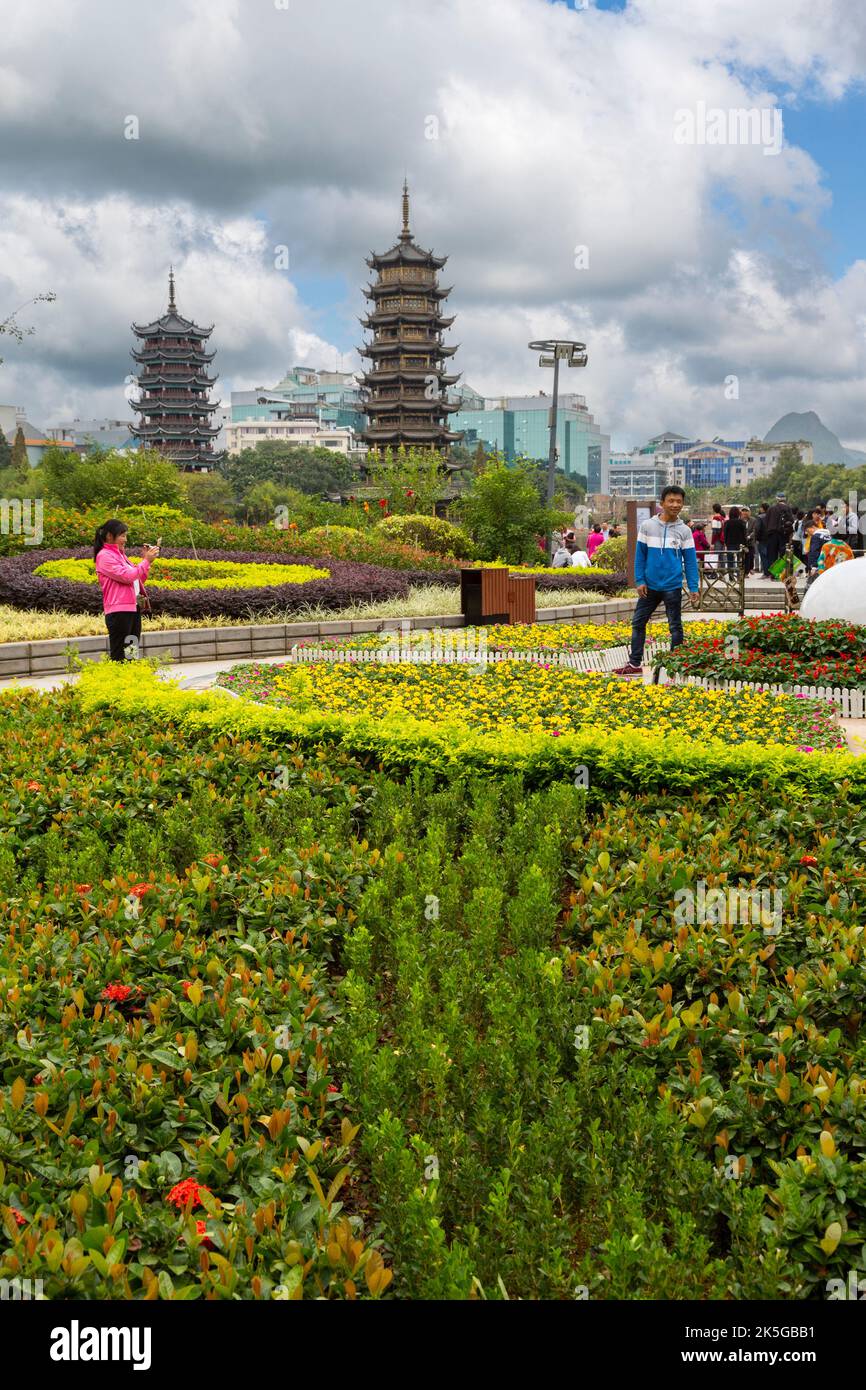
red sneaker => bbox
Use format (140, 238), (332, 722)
(611, 662), (643, 677)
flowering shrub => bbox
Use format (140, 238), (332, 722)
(592, 536), (627, 569)
(656, 613), (866, 689)
(296, 526), (457, 573)
(0, 549), (416, 617)
(0, 687), (394, 1299)
(78, 661), (861, 797)
(375, 513), (475, 559)
(303, 620), (726, 655)
(3, 676), (866, 1299)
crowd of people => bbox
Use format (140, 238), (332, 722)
(551, 521), (621, 568)
(561, 496), (861, 582)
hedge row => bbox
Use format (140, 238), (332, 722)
(77, 662), (866, 799)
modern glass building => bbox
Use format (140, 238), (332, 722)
(449, 389), (610, 490)
(231, 366), (365, 433)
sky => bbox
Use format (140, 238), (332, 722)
(0, 0), (865, 452)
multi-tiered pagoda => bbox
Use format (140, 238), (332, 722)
(130, 270), (222, 470)
(358, 184), (463, 453)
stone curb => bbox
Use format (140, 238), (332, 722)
(0, 592), (780, 677)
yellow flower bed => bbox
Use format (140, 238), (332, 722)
(219, 658), (842, 749)
(312, 619), (731, 654)
(33, 557), (329, 591)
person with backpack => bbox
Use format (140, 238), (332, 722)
(612, 486), (700, 678)
(754, 503), (769, 576)
(764, 492), (795, 576)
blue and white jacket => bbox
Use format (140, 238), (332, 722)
(634, 516), (699, 593)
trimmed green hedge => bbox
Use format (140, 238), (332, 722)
(77, 663), (865, 799)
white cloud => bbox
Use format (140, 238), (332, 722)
(0, 0), (864, 450)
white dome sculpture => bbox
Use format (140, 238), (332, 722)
(800, 555), (866, 624)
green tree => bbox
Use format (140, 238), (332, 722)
(180, 470), (235, 522)
(0, 426), (11, 471)
(11, 426), (29, 480)
(39, 446), (184, 510)
(219, 443), (355, 499)
(363, 445), (447, 515)
(237, 480), (305, 526)
(454, 455), (559, 563)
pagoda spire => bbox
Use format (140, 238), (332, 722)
(130, 273), (221, 472)
(358, 185), (463, 456)
(400, 180), (411, 242)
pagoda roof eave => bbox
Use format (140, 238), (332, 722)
(365, 283), (451, 299)
(131, 311), (213, 337)
(132, 349), (216, 363)
(359, 342), (456, 357)
(358, 370), (461, 386)
(361, 313), (456, 329)
(366, 244), (447, 269)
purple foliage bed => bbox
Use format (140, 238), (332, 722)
(0, 548), (428, 618)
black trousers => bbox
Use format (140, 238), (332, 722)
(765, 533), (787, 570)
(105, 610), (142, 662)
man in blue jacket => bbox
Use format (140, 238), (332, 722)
(612, 485), (700, 677)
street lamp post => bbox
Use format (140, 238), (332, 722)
(527, 339), (588, 557)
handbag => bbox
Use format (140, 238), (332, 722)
(137, 582), (152, 616)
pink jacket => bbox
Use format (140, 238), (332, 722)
(586, 531), (604, 560)
(95, 544), (152, 614)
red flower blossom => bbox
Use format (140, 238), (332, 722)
(195, 1219), (215, 1249)
(10, 1208), (27, 1226)
(101, 983), (135, 1004)
(202, 854), (222, 868)
(129, 882), (152, 898)
(327, 1083), (338, 1093)
(799, 855), (818, 866)
(74, 883), (92, 895)
(33, 1074), (43, 1085)
(166, 1178), (210, 1210)
(26, 781), (41, 792)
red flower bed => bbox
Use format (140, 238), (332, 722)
(656, 614), (866, 690)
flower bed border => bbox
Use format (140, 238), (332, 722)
(75, 662), (865, 799)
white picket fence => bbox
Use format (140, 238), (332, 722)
(655, 668), (866, 718)
(285, 637), (671, 673)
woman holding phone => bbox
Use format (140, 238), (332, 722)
(94, 519), (161, 661)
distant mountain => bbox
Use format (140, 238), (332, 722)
(764, 410), (866, 466)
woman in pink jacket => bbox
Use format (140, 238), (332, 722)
(94, 519), (160, 661)
(586, 523), (605, 561)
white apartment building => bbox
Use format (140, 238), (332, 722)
(225, 417), (367, 458)
(728, 440), (814, 488)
